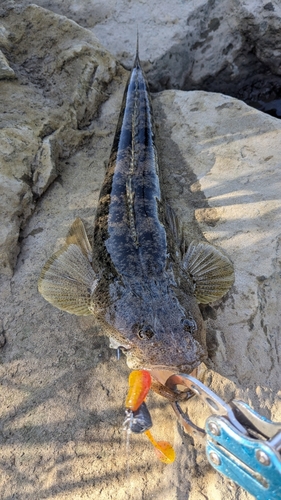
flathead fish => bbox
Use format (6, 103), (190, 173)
(38, 46), (234, 398)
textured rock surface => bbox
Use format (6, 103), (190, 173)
(1, 3), (281, 500)
(8, 0), (281, 106)
(0, 49), (15, 78)
(0, 4), (118, 275)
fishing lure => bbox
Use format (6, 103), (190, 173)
(124, 370), (176, 463)
(124, 402), (152, 434)
(125, 369), (152, 411)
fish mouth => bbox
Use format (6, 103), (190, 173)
(124, 345), (205, 381)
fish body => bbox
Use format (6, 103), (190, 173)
(90, 52), (206, 372)
(38, 48), (234, 384)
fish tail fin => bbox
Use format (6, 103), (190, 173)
(38, 218), (97, 315)
(183, 241), (235, 304)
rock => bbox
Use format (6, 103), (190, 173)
(0, 24), (15, 78)
(0, 49), (16, 78)
(0, 4), (119, 275)
(154, 90), (281, 394)
(12, 0), (281, 113)
(32, 134), (58, 197)
(1, 3), (281, 500)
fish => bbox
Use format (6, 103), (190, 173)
(38, 43), (234, 399)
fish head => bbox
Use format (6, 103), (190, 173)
(98, 278), (207, 374)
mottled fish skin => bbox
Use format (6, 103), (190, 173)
(93, 52), (166, 278)
(38, 47), (234, 381)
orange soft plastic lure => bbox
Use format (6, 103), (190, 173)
(125, 370), (176, 464)
(125, 370), (152, 411)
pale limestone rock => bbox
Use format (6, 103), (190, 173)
(9, 0), (281, 112)
(21, 0), (280, 93)
(32, 134), (58, 197)
(0, 49), (15, 78)
(0, 4), (118, 274)
(154, 90), (281, 396)
(91, 0), (281, 95)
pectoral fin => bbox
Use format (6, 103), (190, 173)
(38, 218), (97, 315)
(183, 241), (234, 304)
(66, 217), (93, 262)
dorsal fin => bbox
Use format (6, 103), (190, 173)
(164, 203), (186, 256)
(134, 29), (140, 67)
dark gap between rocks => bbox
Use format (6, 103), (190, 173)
(147, 47), (281, 119)
(184, 60), (281, 119)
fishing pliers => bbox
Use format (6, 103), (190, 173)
(167, 374), (281, 500)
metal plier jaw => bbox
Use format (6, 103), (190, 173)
(166, 374), (281, 500)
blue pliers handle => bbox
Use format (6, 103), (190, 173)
(167, 374), (281, 500)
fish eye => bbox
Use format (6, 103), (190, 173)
(182, 317), (197, 334)
(137, 325), (155, 340)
